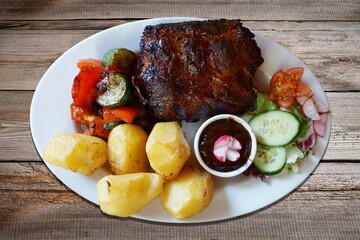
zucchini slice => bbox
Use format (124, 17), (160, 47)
(249, 110), (300, 146)
(96, 73), (133, 108)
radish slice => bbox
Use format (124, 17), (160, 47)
(230, 139), (242, 150)
(312, 95), (330, 113)
(319, 113), (328, 123)
(313, 120), (326, 137)
(313, 113), (328, 137)
(297, 133), (317, 151)
(227, 150), (241, 162)
(213, 146), (227, 162)
(214, 135), (230, 148)
(213, 135), (242, 162)
(303, 98), (321, 121)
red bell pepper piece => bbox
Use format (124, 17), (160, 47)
(71, 59), (103, 107)
(84, 118), (111, 139)
(70, 104), (98, 125)
(103, 106), (139, 124)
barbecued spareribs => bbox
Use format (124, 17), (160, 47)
(133, 19), (264, 122)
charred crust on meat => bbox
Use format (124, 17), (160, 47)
(133, 19), (264, 122)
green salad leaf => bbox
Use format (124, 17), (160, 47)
(290, 102), (311, 139)
(253, 92), (278, 115)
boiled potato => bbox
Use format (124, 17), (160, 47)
(159, 165), (214, 220)
(146, 121), (190, 180)
(108, 124), (149, 175)
(43, 133), (108, 175)
(96, 173), (163, 217)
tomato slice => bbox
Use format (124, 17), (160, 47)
(277, 97), (295, 109)
(269, 70), (296, 99)
(269, 67), (306, 108)
(285, 67), (304, 85)
(268, 70), (285, 100)
(296, 82), (312, 97)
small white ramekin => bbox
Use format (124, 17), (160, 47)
(193, 114), (257, 178)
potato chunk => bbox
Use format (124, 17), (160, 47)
(42, 133), (108, 175)
(146, 121), (190, 180)
(96, 173), (163, 217)
(159, 165), (214, 220)
(108, 124), (149, 175)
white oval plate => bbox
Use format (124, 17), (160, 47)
(30, 17), (331, 223)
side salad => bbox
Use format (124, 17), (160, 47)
(243, 67), (330, 182)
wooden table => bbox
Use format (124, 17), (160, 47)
(1, 1), (359, 239)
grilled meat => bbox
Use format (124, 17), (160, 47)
(133, 19), (264, 122)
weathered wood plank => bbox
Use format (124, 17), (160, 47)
(0, 91), (39, 161)
(0, 162), (65, 191)
(1, 162), (359, 192)
(2, 20), (360, 31)
(0, 91), (359, 161)
(0, 20), (129, 30)
(1, 190), (359, 239)
(0, 0), (359, 21)
(1, 22), (359, 91)
(0, 161), (359, 239)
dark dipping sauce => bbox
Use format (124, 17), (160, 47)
(199, 118), (252, 172)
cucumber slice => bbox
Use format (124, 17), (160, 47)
(96, 73), (133, 107)
(249, 110), (300, 146)
(253, 144), (286, 175)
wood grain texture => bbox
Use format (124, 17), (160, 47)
(0, 0), (359, 239)
(0, 0), (359, 21)
(1, 162), (359, 239)
(1, 21), (359, 91)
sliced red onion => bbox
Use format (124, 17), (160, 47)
(297, 133), (317, 151)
